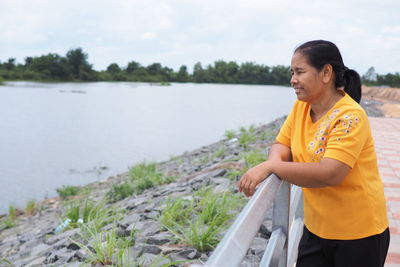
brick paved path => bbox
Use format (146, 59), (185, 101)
(370, 117), (400, 267)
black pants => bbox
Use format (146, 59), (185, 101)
(296, 227), (390, 267)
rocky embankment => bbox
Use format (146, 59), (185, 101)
(0, 118), (286, 267)
(0, 98), (384, 267)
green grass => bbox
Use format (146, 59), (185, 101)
(25, 200), (36, 216)
(159, 198), (193, 230)
(8, 204), (17, 220)
(238, 125), (257, 148)
(159, 187), (245, 252)
(242, 150), (266, 170)
(224, 129), (236, 140)
(61, 199), (121, 233)
(224, 169), (244, 181)
(259, 129), (277, 141)
(0, 204), (18, 230)
(106, 182), (135, 203)
(0, 258), (13, 266)
(72, 228), (132, 266)
(213, 147), (226, 158)
(129, 162), (176, 194)
(56, 185), (80, 199)
(73, 226), (179, 267)
(2, 218), (16, 229)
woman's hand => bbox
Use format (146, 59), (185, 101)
(238, 161), (272, 197)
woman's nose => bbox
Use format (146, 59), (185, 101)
(290, 75), (297, 85)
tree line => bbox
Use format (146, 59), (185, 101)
(0, 48), (399, 87)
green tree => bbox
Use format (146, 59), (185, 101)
(28, 53), (72, 80)
(176, 65), (189, 82)
(193, 62), (207, 83)
(66, 48), (94, 80)
(126, 61), (140, 73)
(107, 63), (121, 73)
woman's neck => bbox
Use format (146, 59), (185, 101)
(310, 90), (344, 122)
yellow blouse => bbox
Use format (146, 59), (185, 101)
(276, 93), (388, 239)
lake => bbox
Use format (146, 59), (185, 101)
(0, 81), (296, 213)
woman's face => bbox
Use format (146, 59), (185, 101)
(290, 52), (326, 103)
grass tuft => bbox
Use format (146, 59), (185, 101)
(224, 130), (236, 140)
(159, 187), (245, 252)
(25, 200), (36, 216)
(106, 182), (135, 203)
(129, 162), (175, 194)
(56, 185), (80, 199)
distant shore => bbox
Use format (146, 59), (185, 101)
(362, 86), (400, 118)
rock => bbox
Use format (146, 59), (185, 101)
(146, 232), (173, 245)
(258, 223), (271, 239)
(118, 213), (141, 227)
(240, 255), (261, 266)
(74, 248), (90, 261)
(248, 237), (268, 257)
(25, 256), (46, 267)
(30, 243), (51, 256)
(116, 228), (132, 238)
(124, 196), (148, 210)
(213, 178), (231, 193)
(67, 242), (81, 250)
(178, 248), (201, 259)
(142, 245), (162, 254)
(132, 221), (161, 237)
(45, 228), (80, 245)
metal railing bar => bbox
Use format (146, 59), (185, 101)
(259, 228), (286, 267)
(201, 174), (283, 267)
(287, 217), (304, 267)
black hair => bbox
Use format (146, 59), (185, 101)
(294, 40), (362, 103)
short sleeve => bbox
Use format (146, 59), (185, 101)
(275, 105), (296, 147)
(323, 110), (369, 168)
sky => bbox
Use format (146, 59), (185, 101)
(0, 0), (399, 75)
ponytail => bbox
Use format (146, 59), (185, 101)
(343, 68), (362, 103)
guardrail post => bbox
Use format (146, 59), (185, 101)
(260, 181), (290, 267)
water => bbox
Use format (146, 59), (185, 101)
(0, 81), (296, 213)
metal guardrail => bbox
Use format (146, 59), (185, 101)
(191, 174), (304, 267)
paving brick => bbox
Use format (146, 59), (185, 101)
(371, 118), (400, 267)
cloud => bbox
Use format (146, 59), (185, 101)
(0, 0), (399, 74)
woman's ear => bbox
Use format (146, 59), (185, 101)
(322, 64), (334, 83)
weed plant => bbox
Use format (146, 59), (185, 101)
(259, 129), (277, 141)
(0, 205), (18, 230)
(8, 205), (17, 220)
(213, 147), (226, 158)
(129, 162), (176, 194)
(106, 182), (135, 203)
(74, 226), (179, 267)
(224, 130), (236, 140)
(25, 200), (36, 216)
(242, 150), (266, 170)
(238, 125), (257, 148)
(159, 187), (245, 252)
(61, 199), (121, 232)
(225, 169), (243, 181)
(73, 228), (131, 266)
(0, 258), (13, 266)
(56, 185), (79, 199)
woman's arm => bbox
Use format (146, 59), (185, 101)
(238, 157), (351, 197)
(268, 142), (292, 162)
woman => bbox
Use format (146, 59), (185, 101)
(238, 40), (390, 267)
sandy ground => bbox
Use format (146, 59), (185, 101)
(362, 86), (400, 118)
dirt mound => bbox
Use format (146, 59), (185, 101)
(362, 86), (400, 102)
